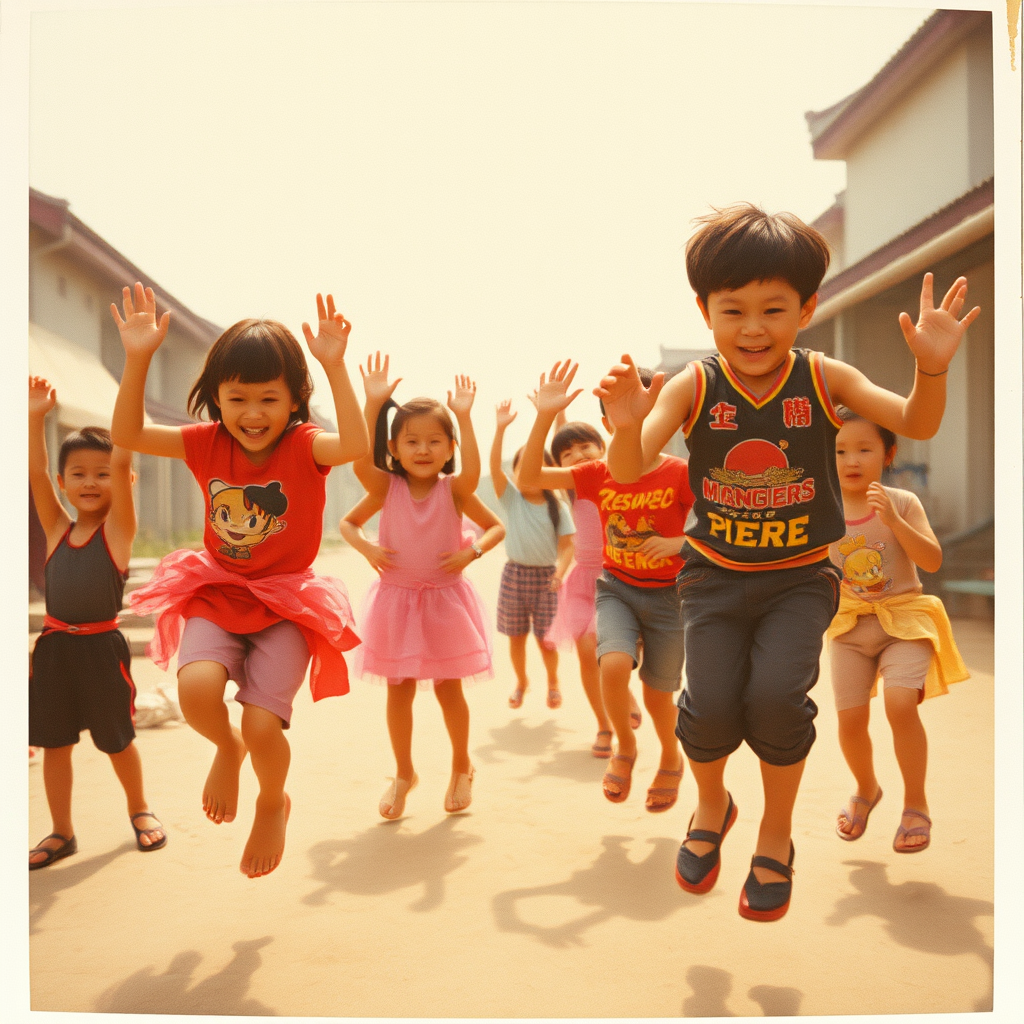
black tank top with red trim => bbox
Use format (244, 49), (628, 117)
(681, 349), (844, 571)
(44, 526), (126, 623)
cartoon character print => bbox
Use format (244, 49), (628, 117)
(605, 513), (660, 552)
(837, 534), (892, 596)
(208, 478), (288, 560)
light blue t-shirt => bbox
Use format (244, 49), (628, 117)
(498, 483), (575, 566)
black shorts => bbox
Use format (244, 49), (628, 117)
(675, 555), (841, 766)
(29, 630), (137, 754)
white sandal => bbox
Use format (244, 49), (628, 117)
(379, 774), (418, 820)
(444, 766), (475, 813)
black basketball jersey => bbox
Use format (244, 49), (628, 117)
(681, 348), (845, 570)
(44, 525), (127, 623)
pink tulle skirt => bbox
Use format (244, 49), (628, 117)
(355, 577), (493, 687)
(545, 562), (602, 650)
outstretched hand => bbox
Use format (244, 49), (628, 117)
(593, 354), (664, 428)
(359, 351), (402, 407)
(495, 399), (517, 429)
(533, 360), (584, 417)
(899, 273), (981, 374)
(110, 283), (170, 357)
(447, 376), (477, 417)
(29, 376), (57, 417)
(302, 293), (351, 368)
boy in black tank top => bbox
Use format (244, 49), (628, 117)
(28, 377), (167, 868)
(597, 204), (980, 920)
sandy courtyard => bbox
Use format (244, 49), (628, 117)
(25, 542), (998, 1017)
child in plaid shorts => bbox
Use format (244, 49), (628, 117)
(491, 400), (575, 710)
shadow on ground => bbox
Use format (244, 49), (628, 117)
(30, 843), (132, 934)
(94, 937), (276, 1015)
(828, 859), (993, 1012)
(304, 816), (482, 912)
(473, 717), (567, 764)
(492, 833), (683, 947)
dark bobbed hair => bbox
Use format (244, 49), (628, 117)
(551, 421), (606, 466)
(374, 397), (457, 477)
(59, 426), (113, 476)
(835, 405), (898, 461)
(599, 366), (654, 417)
(512, 446), (561, 535)
(686, 203), (831, 306)
(188, 319), (314, 423)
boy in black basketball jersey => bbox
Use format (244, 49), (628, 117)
(596, 204), (980, 920)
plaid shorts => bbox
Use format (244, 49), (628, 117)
(497, 561), (557, 639)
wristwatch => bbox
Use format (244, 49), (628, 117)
(471, 543), (484, 559)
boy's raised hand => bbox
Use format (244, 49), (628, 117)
(303, 293), (351, 367)
(534, 360), (583, 417)
(594, 354), (664, 428)
(495, 399), (517, 429)
(359, 351), (402, 406)
(447, 375), (477, 417)
(29, 376), (57, 417)
(899, 273), (981, 374)
(110, 283), (170, 357)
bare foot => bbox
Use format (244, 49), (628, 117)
(444, 766), (475, 812)
(240, 792), (291, 878)
(380, 774), (419, 820)
(203, 728), (247, 824)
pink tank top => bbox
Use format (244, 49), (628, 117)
(378, 474), (464, 590)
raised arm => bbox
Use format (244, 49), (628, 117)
(110, 283), (186, 458)
(490, 401), (516, 498)
(303, 293), (370, 467)
(517, 361), (581, 491)
(448, 376), (480, 499)
(103, 445), (138, 574)
(827, 273), (981, 439)
(28, 377), (71, 548)
(350, 352), (401, 497)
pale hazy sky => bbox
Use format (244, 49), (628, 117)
(23, 0), (935, 450)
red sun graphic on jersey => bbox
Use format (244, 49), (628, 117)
(711, 439), (803, 486)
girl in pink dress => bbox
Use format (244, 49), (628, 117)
(110, 285), (367, 879)
(341, 354), (505, 820)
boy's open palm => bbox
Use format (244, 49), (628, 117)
(900, 274), (981, 373)
(29, 376), (57, 416)
(594, 355), (664, 428)
(110, 283), (170, 356)
(447, 376), (477, 416)
(303, 293), (351, 367)
(360, 352), (402, 406)
(535, 360), (583, 416)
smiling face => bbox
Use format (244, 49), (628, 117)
(698, 278), (817, 394)
(835, 418), (893, 496)
(57, 448), (113, 517)
(557, 439), (605, 468)
(215, 375), (299, 464)
(389, 413), (456, 479)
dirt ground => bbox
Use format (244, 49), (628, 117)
(22, 542), (1004, 1018)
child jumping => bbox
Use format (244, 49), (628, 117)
(598, 203), (980, 920)
(29, 376), (166, 868)
(111, 284), (368, 878)
(340, 353), (504, 819)
(518, 364), (692, 810)
(491, 400), (575, 710)
(828, 408), (968, 852)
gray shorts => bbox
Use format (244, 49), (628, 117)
(829, 615), (931, 711)
(178, 617), (310, 728)
(595, 572), (684, 692)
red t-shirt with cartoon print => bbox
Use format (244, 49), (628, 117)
(181, 421), (329, 633)
(571, 455), (693, 587)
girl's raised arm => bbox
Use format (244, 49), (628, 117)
(349, 352), (401, 497)
(517, 361), (579, 491)
(448, 375), (480, 499)
(490, 401), (516, 499)
(110, 283), (186, 458)
(28, 377), (71, 549)
(304, 293), (371, 467)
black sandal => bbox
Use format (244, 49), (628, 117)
(130, 812), (168, 852)
(29, 832), (77, 870)
(675, 793), (737, 894)
(738, 842), (795, 921)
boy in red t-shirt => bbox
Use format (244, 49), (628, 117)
(518, 362), (693, 812)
